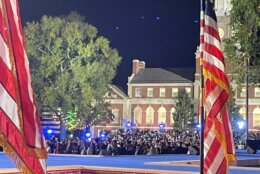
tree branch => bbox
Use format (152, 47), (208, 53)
(38, 47), (48, 54)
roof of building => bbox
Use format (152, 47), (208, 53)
(129, 68), (194, 84)
(109, 84), (129, 98)
(166, 68), (195, 81)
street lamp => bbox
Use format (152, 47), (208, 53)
(235, 42), (250, 145)
(245, 57), (249, 143)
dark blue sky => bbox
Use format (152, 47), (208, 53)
(20, 0), (200, 88)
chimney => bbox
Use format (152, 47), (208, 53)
(132, 59), (145, 74)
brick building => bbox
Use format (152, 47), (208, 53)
(94, 57), (260, 135)
(93, 59), (195, 135)
(93, 0), (260, 135)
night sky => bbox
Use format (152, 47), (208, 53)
(19, 0), (200, 89)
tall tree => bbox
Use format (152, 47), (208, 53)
(24, 12), (121, 126)
(224, 0), (260, 85)
(172, 89), (194, 128)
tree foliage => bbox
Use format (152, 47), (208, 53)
(224, 0), (260, 85)
(172, 89), (194, 128)
(24, 12), (121, 125)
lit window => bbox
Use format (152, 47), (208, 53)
(146, 107), (154, 124)
(147, 88), (153, 97)
(255, 88), (260, 97)
(134, 107), (142, 125)
(170, 108), (176, 124)
(135, 88), (142, 97)
(172, 88), (178, 97)
(112, 109), (119, 123)
(158, 107), (166, 124)
(240, 88), (246, 97)
(185, 87), (191, 97)
(160, 88), (166, 97)
(239, 107), (246, 120)
(253, 108), (260, 127)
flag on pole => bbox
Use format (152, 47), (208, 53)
(202, 0), (236, 173)
(0, 0), (47, 173)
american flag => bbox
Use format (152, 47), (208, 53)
(201, 0), (236, 173)
(0, 0), (47, 173)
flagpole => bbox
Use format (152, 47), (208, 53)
(199, 0), (205, 173)
(200, 54), (205, 174)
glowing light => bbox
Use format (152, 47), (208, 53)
(100, 132), (106, 138)
(47, 129), (53, 134)
(196, 124), (201, 128)
(238, 121), (245, 129)
(65, 107), (79, 130)
(126, 121), (132, 128)
(156, 16), (160, 20)
(86, 132), (91, 138)
(159, 123), (165, 129)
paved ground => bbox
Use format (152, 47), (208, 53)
(1, 151), (260, 174)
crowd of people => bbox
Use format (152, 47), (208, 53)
(1, 128), (253, 155)
(233, 130), (260, 149)
(0, 128), (256, 155)
(46, 129), (200, 156)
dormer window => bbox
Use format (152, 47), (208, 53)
(147, 88), (153, 97)
(185, 87), (191, 97)
(172, 88), (178, 97)
(135, 88), (142, 97)
(160, 88), (166, 97)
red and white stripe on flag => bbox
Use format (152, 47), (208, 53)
(0, 0), (47, 173)
(202, 1), (236, 174)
